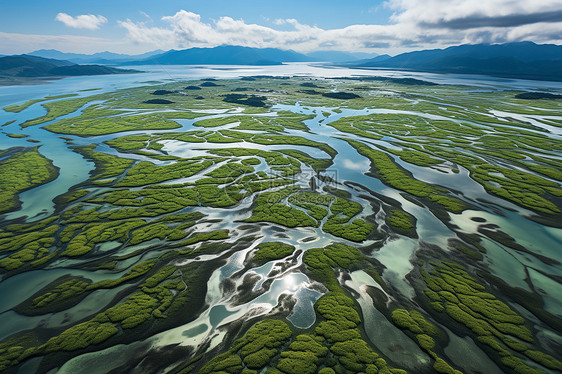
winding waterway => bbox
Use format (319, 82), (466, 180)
(0, 63), (561, 373)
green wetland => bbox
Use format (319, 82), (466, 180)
(0, 68), (560, 374)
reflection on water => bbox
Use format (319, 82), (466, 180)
(209, 305), (237, 328)
(0, 64), (560, 372)
(346, 271), (430, 369)
(372, 238), (418, 299)
(287, 287), (322, 328)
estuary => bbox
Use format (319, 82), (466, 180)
(0, 64), (560, 374)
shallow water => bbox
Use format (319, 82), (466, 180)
(0, 64), (561, 373)
(346, 270), (430, 369)
(442, 326), (504, 374)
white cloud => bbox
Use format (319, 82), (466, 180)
(140, 11), (152, 21)
(55, 13), (108, 30)
(386, 0), (562, 27)
(116, 5), (561, 55)
(5, 1), (561, 55)
(118, 19), (175, 47)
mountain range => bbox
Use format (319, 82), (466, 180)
(2, 42), (561, 82)
(126, 46), (308, 66)
(353, 42), (562, 81)
(28, 49), (164, 65)
(28, 47), (378, 65)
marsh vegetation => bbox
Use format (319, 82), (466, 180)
(0, 75), (560, 374)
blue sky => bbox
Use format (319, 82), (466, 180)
(0, 0), (392, 33)
(1, 0), (561, 55)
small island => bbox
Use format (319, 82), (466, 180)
(0, 76), (560, 374)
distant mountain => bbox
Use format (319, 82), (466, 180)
(306, 51), (381, 62)
(347, 52), (381, 60)
(346, 54), (391, 66)
(364, 54), (390, 62)
(306, 51), (358, 62)
(254, 48), (314, 63)
(354, 42), (562, 81)
(29, 49), (163, 64)
(126, 46), (315, 65)
(27, 47), (384, 66)
(0, 55), (73, 77)
(0, 55), (138, 80)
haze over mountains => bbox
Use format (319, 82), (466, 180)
(126, 46), (310, 66)
(2, 42), (561, 82)
(28, 49), (165, 65)
(125, 46), (382, 65)
(29, 47), (378, 65)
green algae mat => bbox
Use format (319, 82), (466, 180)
(0, 76), (560, 374)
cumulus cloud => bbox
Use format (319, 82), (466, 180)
(118, 10), (399, 52)
(423, 10), (562, 29)
(2, 1), (559, 55)
(55, 13), (108, 30)
(118, 19), (175, 46)
(382, 0), (562, 47)
(116, 2), (562, 54)
(386, 0), (562, 29)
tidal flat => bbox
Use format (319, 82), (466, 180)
(0, 75), (560, 374)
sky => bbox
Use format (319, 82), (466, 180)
(1, 0), (561, 55)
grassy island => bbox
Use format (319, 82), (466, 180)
(0, 147), (58, 213)
(0, 76), (560, 374)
